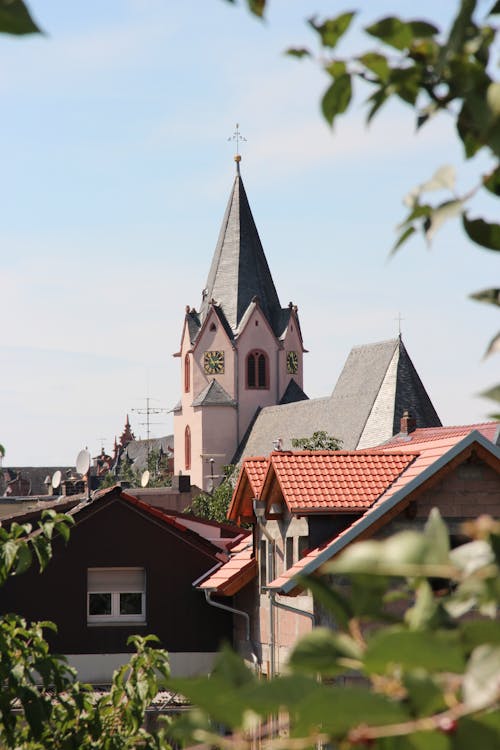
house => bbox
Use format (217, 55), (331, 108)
(0, 485), (248, 683)
(195, 418), (500, 675)
(171, 158), (442, 490)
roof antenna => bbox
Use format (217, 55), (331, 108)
(228, 123), (246, 174)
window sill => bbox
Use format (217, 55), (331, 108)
(87, 621), (148, 628)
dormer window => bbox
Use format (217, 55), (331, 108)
(247, 350), (269, 389)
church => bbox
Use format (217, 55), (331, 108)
(173, 156), (441, 491)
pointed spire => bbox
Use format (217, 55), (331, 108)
(200, 170), (283, 335)
(119, 415), (135, 448)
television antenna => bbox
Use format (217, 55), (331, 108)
(131, 397), (167, 449)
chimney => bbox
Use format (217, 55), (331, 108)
(400, 410), (416, 436)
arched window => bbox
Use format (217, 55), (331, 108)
(184, 353), (190, 393)
(184, 426), (191, 471)
(246, 350), (269, 389)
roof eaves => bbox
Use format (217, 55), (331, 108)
(268, 430), (500, 594)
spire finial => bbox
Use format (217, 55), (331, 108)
(395, 312), (404, 337)
(228, 123), (246, 173)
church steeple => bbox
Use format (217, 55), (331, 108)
(199, 166), (283, 335)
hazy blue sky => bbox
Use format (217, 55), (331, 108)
(1, 1), (498, 466)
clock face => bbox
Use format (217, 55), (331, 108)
(204, 350), (225, 374)
(286, 350), (299, 374)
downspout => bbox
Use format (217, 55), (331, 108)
(269, 592), (315, 677)
(255, 517), (276, 677)
(204, 590), (259, 666)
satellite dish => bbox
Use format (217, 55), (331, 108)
(141, 470), (150, 488)
(51, 470), (62, 489)
(76, 449), (91, 476)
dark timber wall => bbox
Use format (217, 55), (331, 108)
(1, 495), (231, 654)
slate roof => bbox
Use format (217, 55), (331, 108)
(1, 467), (72, 496)
(279, 378), (309, 405)
(198, 172), (287, 337)
(238, 337), (441, 460)
(121, 435), (174, 472)
(192, 379), (237, 407)
(263, 451), (419, 513)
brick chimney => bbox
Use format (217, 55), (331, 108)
(400, 410), (416, 436)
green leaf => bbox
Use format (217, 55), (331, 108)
(403, 671), (446, 717)
(14, 542), (32, 576)
(486, 82), (500, 116)
(463, 215), (500, 250)
(285, 47), (311, 59)
(470, 288), (500, 307)
(483, 166), (500, 196)
(365, 17), (413, 51)
(211, 643), (255, 688)
(460, 620), (500, 651)
(405, 580), (438, 630)
(480, 385), (500, 403)
(366, 86), (389, 122)
(425, 200), (464, 243)
(424, 508), (450, 564)
(321, 74), (352, 126)
(308, 12), (356, 50)
(391, 225), (416, 255)
(359, 52), (390, 82)
(246, 0), (266, 18)
(296, 574), (352, 628)
(463, 645), (500, 709)
(364, 629), (465, 674)
(455, 715), (500, 750)
(293, 685), (408, 737)
(288, 627), (362, 675)
(484, 331), (500, 358)
(408, 21), (439, 38)
(325, 59), (346, 78)
(0, 0), (41, 35)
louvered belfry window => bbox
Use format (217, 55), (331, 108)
(246, 350), (268, 389)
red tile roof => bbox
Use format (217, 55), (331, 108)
(267, 426), (500, 594)
(268, 451), (419, 512)
(382, 422), (499, 447)
(196, 538), (256, 596)
(227, 456), (268, 521)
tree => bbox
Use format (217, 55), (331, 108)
(0, 510), (171, 749)
(187, 464), (237, 523)
(292, 430), (343, 451)
(168, 509), (500, 749)
(228, 0), (500, 414)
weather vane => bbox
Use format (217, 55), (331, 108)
(228, 123), (247, 170)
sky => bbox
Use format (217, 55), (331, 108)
(1, 0), (498, 467)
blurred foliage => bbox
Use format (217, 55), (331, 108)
(169, 509), (500, 749)
(0, 510), (170, 749)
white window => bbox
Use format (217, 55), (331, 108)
(87, 568), (146, 624)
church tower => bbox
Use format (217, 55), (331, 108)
(173, 157), (305, 490)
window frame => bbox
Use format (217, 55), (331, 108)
(87, 567), (146, 625)
(246, 349), (269, 390)
(184, 352), (190, 393)
(185, 425), (191, 471)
